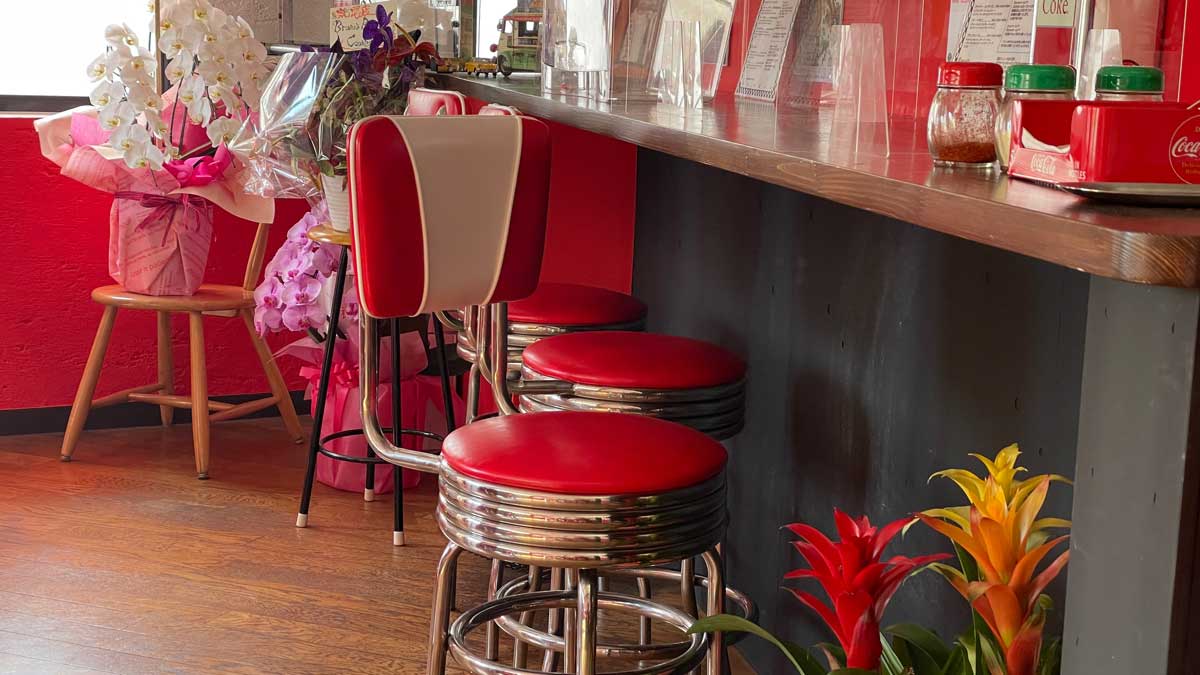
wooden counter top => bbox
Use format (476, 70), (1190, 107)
(442, 74), (1200, 288)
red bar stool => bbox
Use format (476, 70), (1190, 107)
(349, 114), (734, 674)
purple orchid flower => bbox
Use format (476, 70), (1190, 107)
(282, 303), (326, 332)
(255, 305), (284, 336)
(254, 277), (282, 309)
(362, 4), (394, 53)
(281, 277), (322, 307)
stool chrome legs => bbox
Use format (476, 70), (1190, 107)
(428, 542), (464, 675)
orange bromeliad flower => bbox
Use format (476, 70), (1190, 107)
(918, 445), (1071, 675)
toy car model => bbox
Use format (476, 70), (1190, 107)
(464, 59), (499, 78)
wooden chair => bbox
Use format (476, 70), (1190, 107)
(60, 221), (304, 478)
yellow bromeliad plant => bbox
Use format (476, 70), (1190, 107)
(916, 445), (1071, 675)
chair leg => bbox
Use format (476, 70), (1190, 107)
(156, 311), (174, 427)
(680, 557), (699, 617)
(61, 305), (118, 461)
(465, 362), (481, 424)
(391, 317), (405, 546)
(564, 569), (578, 674)
(427, 543), (463, 675)
(485, 559), (503, 661)
(542, 567), (564, 672)
(298, 253), (348, 527)
(188, 312), (211, 479)
(513, 565), (542, 668)
(637, 576), (653, 645)
(432, 319), (456, 433)
(241, 309), (303, 443)
(701, 548), (727, 675)
(575, 569), (599, 675)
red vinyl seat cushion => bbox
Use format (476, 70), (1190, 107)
(509, 283), (647, 327)
(522, 331), (746, 390)
(442, 411), (727, 495)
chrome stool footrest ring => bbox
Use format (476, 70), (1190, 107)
(448, 589), (708, 675)
(493, 569), (756, 653)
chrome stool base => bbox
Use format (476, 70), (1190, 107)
(449, 587), (708, 675)
(493, 566), (756, 658)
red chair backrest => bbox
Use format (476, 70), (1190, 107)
(348, 116), (551, 319)
(405, 88), (467, 116)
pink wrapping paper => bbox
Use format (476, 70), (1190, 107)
(34, 108), (275, 296)
(280, 333), (465, 494)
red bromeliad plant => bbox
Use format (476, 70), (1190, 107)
(690, 510), (948, 674)
(787, 510), (952, 670)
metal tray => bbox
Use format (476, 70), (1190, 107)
(1059, 182), (1200, 207)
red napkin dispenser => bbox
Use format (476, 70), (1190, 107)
(1008, 100), (1200, 187)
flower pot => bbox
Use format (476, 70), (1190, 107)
(321, 174), (352, 232)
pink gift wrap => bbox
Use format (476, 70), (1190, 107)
(109, 192), (214, 296)
(284, 333), (465, 494)
(34, 107), (275, 296)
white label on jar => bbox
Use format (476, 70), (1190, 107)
(1037, 0), (1076, 28)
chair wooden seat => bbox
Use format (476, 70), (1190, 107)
(92, 284), (254, 312)
(62, 222), (304, 479)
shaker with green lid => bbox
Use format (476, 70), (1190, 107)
(1095, 65), (1164, 101)
(995, 65), (1076, 170)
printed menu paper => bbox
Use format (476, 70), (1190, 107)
(947, 0), (1034, 65)
(736, 0), (802, 101)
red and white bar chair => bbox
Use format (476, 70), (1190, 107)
(349, 114), (730, 675)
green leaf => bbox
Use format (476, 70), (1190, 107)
(831, 670), (881, 675)
(977, 635), (1006, 675)
(886, 624), (952, 664)
(940, 645), (969, 675)
(688, 614), (824, 674)
(880, 634), (908, 675)
(1039, 638), (1062, 675)
(954, 542), (980, 583)
(818, 642), (848, 670)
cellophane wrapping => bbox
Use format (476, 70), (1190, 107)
(233, 52), (344, 202)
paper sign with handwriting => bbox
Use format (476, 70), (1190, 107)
(330, 2), (398, 51)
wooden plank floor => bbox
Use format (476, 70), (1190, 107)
(0, 419), (754, 674)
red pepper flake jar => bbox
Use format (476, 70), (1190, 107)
(928, 62), (1004, 169)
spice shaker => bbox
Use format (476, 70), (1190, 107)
(928, 62), (1004, 168)
(1094, 66), (1164, 102)
(995, 65), (1075, 170)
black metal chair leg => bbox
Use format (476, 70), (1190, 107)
(297, 248), (349, 528)
(391, 317), (405, 546)
(432, 319), (456, 433)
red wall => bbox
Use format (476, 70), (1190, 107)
(1, 115), (636, 412)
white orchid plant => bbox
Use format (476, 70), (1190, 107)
(87, 0), (269, 171)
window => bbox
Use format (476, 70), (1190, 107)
(1, 2), (150, 110)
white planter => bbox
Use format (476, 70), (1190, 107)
(322, 174), (352, 232)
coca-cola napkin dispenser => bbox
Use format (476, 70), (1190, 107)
(1008, 100), (1200, 197)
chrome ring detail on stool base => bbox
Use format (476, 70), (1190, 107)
(448, 588), (709, 675)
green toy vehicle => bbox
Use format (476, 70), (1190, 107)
(491, 2), (542, 78)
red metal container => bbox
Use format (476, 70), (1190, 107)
(1007, 99), (1200, 202)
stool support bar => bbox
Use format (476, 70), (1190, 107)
(361, 316), (442, 475)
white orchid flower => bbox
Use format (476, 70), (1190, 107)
(206, 7), (229, 30)
(205, 116), (241, 147)
(122, 54), (156, 84)
(165, 50), (194, 83)
(233, 16), (254, 41)
(207, 84), (235, 108)
(86, 52), (119, 82)
(110, 123), (150, 154)
(177, 76), (205, 106)
(197, 59), (233, 88)
(238, 38), (267, 66)
(125, 143), (165, 171)
(98, 101), (136, 131)
(104, 23), (139, 49)
(187, 97), (213, 126)
(89, 81), (124, 107)
(160, 26), (190, 59)
(127, 83), (163, 114)
(147, 115), (171, 141)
